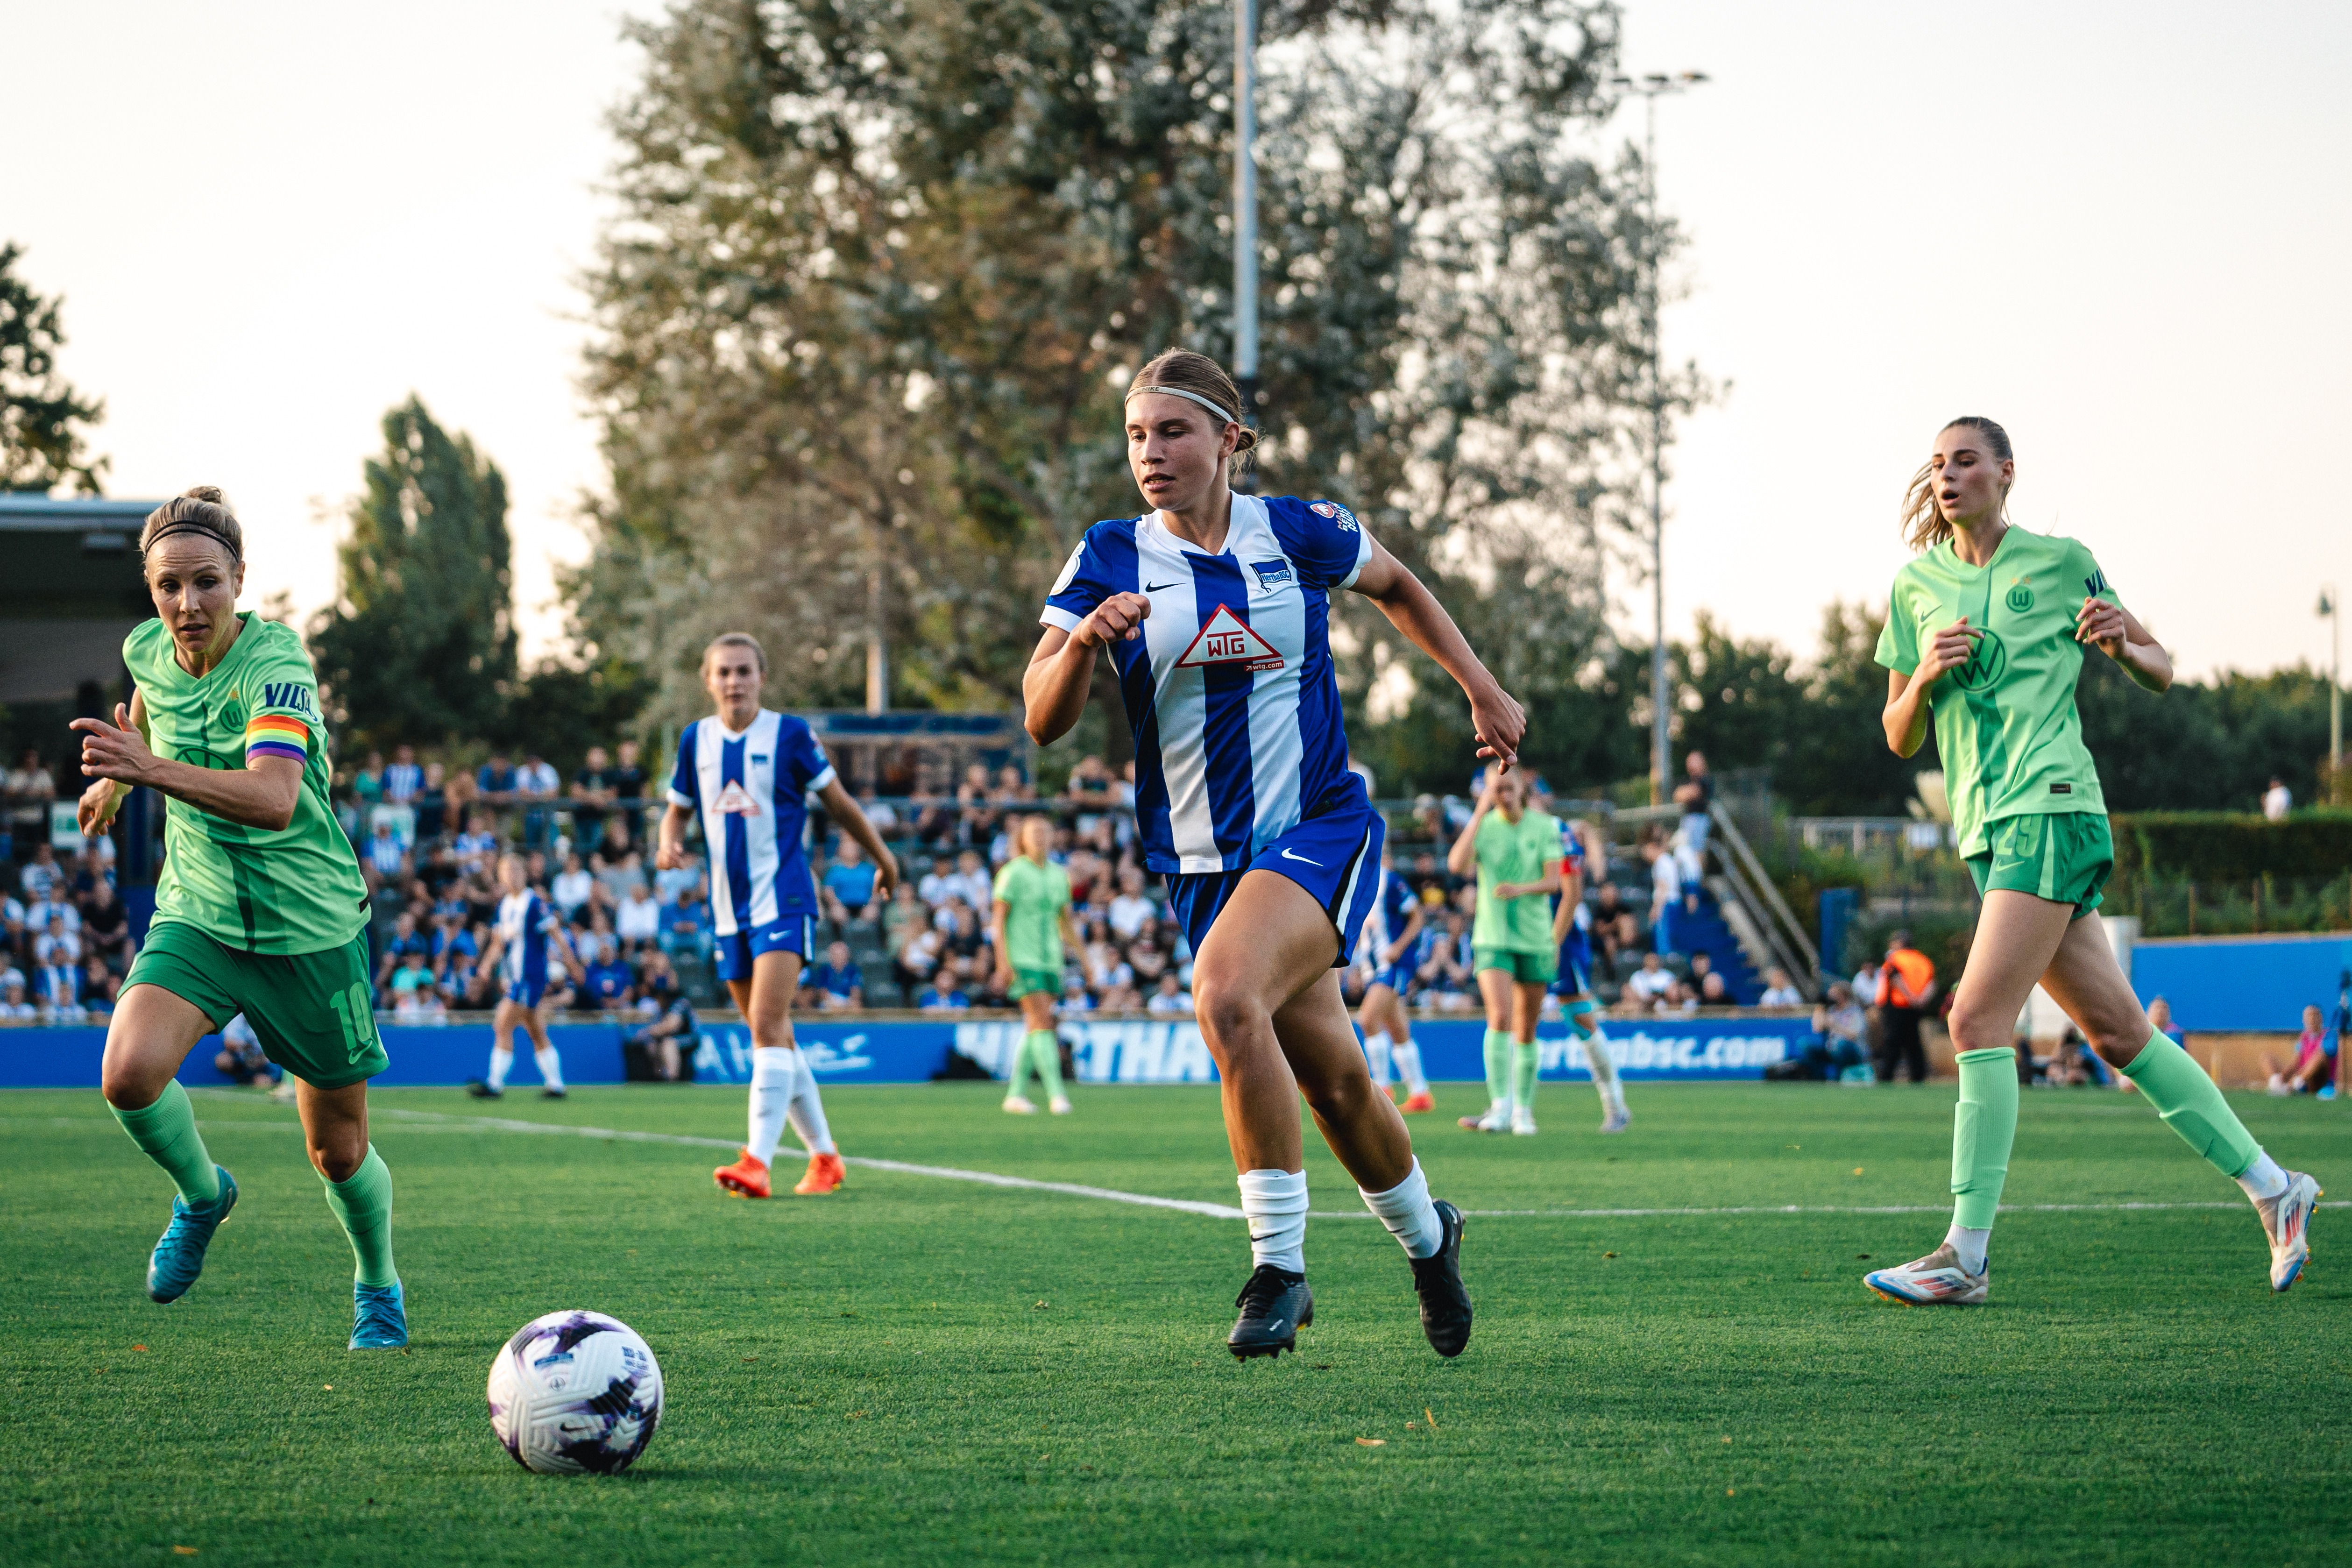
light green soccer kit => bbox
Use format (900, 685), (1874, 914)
(120, 614), (383, 1087)
(992, 854), (1071, 1000)
(1876, 527), (2118, 915)
(1471, 807), (1561, 984)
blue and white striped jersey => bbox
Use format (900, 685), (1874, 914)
(666, 709), (838, 936)
(1357, 866), (1422, 965)
(496, 891), (568, 990)
(1041, 495), (1373, 874)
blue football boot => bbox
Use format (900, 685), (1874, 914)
(146, 1165), (237, 1304)
(350, 1277), (409, 1348)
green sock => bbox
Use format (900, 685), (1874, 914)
(2120, 1031), (2260, 1178)
(1027, 1030), (1064, 1100)
(1949, 1047), (2019, 1229)
(1511, 1042), (1540, 1111)
(1483, 1029), (1512, 1106)
(322, 1145), (398, 1288)
(1005, 1036), (1031, 1099)
(111, 1081), (221, 1204)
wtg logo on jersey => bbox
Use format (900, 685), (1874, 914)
(1176, 604), (1284, 673)
(1307, 500), (1360, 532)
(712, 780), (759, 815)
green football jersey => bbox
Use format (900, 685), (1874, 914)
(123, 614), (369, 955)
(1472, 807), (1561, 953)
(1875, 527), (2121, 857)
(992, 854), (1071, 975)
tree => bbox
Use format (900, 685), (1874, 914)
(0, 242), (107, 495)
(569, 0), (1653, 745)
(310, 397), (518, 752)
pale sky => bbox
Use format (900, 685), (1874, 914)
(5, 0), (2347, 679)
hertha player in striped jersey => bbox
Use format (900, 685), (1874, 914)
(1024, 349), (1525, 1360)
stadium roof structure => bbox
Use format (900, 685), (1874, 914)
(0, 494), (161, 702)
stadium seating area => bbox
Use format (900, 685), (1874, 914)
(2, 738), (1763, 1022)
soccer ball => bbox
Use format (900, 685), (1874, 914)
(487, 1309), (664, 1475)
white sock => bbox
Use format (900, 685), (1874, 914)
(2237, 1151), (2289, 1203)
(1392, 1039), (1428, 1095)
(1944, 1224), (1991, 1276)
(747, 1046), (795, 1166)
(1362, 1030), (1394, 1086)
(1584, 1029), (1626, 1114)
(1359, 1157), (1443, 1259)
(1237, 1168), (1308, 1274)
(786, 1054), (836, 1156)
(486, 1045), (513, 1091)
(533, 1045), (565, 1092)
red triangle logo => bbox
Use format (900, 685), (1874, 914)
(1176, 603), (1284, 672)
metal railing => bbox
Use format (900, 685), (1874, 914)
(1709, 801), (1821, 997)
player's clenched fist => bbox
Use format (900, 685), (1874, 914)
(1073, 591), (1151, 648)
(1916, 616), (1981, 684)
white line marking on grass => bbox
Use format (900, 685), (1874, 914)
(365, 1107), (1249, 1219)
(138, 1100), (2340, 1226)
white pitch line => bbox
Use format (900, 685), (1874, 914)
(72, 1103), (2351, 1225)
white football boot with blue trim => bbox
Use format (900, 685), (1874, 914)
(1863, 1242), (1988, 1306)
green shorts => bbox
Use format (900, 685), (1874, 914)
(1967, 812), (2113, 919)
(1473, 947), (1558, 986)
(1007, 967), (1061, 1001)
(126, 922), (388, 1089)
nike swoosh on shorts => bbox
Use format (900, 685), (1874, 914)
(1280, 849), (1320, 866)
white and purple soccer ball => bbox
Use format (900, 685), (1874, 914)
(487, 1310), (664, 1475)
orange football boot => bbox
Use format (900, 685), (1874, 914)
(793, 1151), (848, 1195)
(713, 1149), (772, 1199)
(1400, 1090), (1437, 1114)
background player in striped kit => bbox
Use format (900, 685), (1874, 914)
(660, 632), (899, 1199)
(468, 853), (584, 1100)
(1025, 348), (1520, 1359)
(1354, 849), (1431, 1112)
(1551, 814), (1629, 1132)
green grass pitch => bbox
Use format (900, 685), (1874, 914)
(4, 1079), (2345, 1567)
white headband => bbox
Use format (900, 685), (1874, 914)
(1126, 384), (1236, 426)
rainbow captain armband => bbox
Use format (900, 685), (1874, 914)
(245, 714), (311, 764)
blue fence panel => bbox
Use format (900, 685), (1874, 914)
(2131, 935), (2352, 1033)
(0, 1014), (1814, 1089)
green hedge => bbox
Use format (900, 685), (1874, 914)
(2111, 812), (2352, 881)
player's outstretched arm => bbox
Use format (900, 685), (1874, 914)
(815, 777), (900, 900)
(654, 802), (695, 872)
(2078, 598), (2172, 693)
(1349, 540), (1523, 771)
(74, 698), (301, 832)
(1022, 593), (1151, 746)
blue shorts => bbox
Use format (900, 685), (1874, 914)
(714, 915), (816, 983)
(1167, 801), (1385, 970)
(1366, 960), (1415, 996)
(503, 976), (549, 1008)
(1551, 934), (1593, 998)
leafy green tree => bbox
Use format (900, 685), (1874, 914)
(310, 397), (518, 752)
(569, 0), (1652, 745)
(0, 242), (107, 495)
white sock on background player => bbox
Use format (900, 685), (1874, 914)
(786, 1053), (836, 1156)
(747, 1046), (795, 1165)
(1237, 1169), (1308, 1274)
(1359, 1158), (1443, 1258)
(533, 1045), (565, 1092)
(1362, 1030), (1394, 1086)
(1392, 1039), (1429, 1096)
(1584, 1029), (1626, 1117)
(486, 1045), (514, 1092)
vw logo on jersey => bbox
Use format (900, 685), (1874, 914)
(2005, 582), (2034, 613)
(713, 780), (759, 815)
(1949, 627), (2008, 691)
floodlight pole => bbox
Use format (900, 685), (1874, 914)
(1614, 71), (1707, 805)
(1233, 0), (1261, 463)
(2323, 585), (2342, 786)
